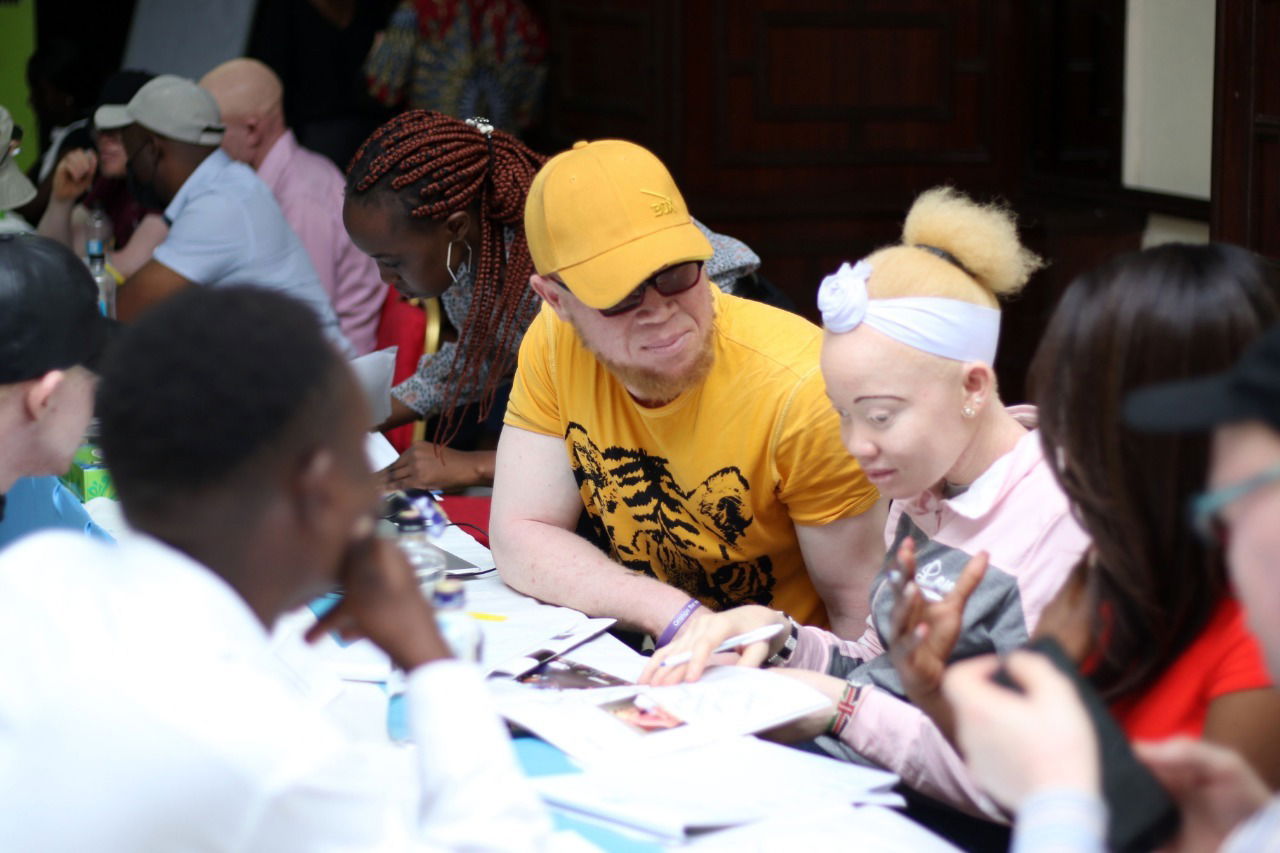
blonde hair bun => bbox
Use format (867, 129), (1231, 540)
(901, 186), (1043, 298)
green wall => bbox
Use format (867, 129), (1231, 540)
(0, 0), (38, 171)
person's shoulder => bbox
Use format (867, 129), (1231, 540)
(177, 158), (262, 216)
(713, 291), (823, 378)
(191, 156), (285, 215)
(0, 530), (116, 621)
(0, 528), (108, 574)
(274, 142), (347, 203)
(525, 301), (574, 349)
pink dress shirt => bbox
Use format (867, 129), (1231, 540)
(257, 130), (383, 355)
(788, 406), (1091, 819)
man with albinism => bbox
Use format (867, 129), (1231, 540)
(490, 138), (886, 646)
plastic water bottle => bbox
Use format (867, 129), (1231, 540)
(396, 512), (446, 587)
(86, 206), (113, 251)
(433, 579), (482, 662)
(86, 239), (115, 318)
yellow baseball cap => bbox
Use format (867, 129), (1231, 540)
(524, 139), (713, 310)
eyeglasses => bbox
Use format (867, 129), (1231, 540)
(1189, 460), (1280, 545)
(556, 260), (704, 317)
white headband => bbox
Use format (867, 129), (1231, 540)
(817, 260), (1001, 364)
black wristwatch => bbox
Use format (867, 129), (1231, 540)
(765, 615), (800, 667)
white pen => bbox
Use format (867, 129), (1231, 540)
(657, 622), (786, 667)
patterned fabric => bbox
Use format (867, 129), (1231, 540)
(390, 226), (520, 418)
(697, 219), (761, 291)
(365, 0), (547, 133)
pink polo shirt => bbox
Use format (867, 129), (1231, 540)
(258, 130), (383, 355)
(788, 405), (1091, 820)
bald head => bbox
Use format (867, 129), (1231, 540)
(200, 58), (286, 168)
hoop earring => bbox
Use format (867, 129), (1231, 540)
(446, 238), (473, 285)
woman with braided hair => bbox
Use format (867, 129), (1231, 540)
(344, 110), (544, 490)
(344, 109), (763, 490)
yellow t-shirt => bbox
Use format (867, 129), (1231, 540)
(504, 288), (878, 627)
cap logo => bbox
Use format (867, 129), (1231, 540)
(640, 189), (675, 216)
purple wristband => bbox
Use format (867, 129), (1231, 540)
(656, 599), (702, 648)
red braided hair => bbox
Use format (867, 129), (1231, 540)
(345, 110), (546, 447)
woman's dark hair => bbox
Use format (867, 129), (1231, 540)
(345, 110), (545, 445)
(1029, 243), (1280, 702)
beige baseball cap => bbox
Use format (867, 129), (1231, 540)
(0, 106), (37, 211)
(95, 74), (225, 145)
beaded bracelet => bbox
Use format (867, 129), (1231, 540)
(656, 598), (702, 648)
(827, 683), (865, 737)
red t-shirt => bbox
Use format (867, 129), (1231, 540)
(1110, 597), (1271, 739)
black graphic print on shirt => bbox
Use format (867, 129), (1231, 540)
(565, 422), (775, 610)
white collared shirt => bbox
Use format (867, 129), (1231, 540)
(153, 149), (353, 357)
(0, 530), (551, 851)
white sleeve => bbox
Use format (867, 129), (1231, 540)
(152, 196), (246, 286)
(405, 660), (554, 850)
(241, 661), (552, 851)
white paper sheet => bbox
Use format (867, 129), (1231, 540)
(533, 736), (901, 842)
(435, 524), (497, 573)
(553, 632), (647, 684)
(349, 347), (397, 429)
(488, 617), (618, 677)
(685, 802), (961, 852)
(364, 431), (401, 472)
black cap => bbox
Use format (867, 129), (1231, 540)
(0, 233), (115, 383)
(1124, 323), (1280, 433)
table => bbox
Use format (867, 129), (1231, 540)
(84, 496), (958, 850)
(281, 525), (959, 851)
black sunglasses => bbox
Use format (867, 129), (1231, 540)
(557, 260), (704, 317)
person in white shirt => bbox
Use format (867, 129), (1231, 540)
(0, 285), (551, 851)
(93, 74), (352, 356)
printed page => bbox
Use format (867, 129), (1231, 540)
(533, 736), (902, 841)
(487, 617), (620, 677)
(493, 667), (830, 766)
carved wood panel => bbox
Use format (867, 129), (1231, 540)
(536, 0), (1144, 399)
